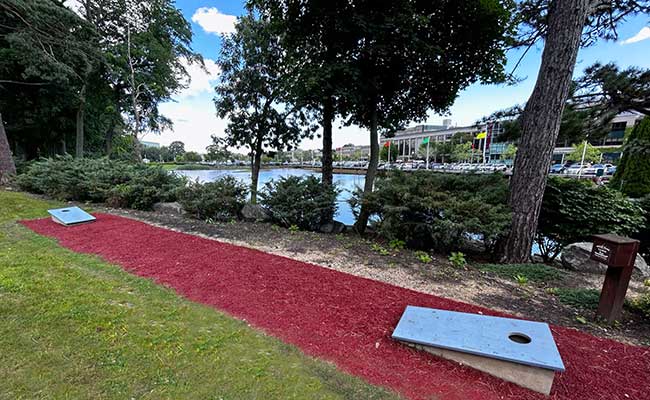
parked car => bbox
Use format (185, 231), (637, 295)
(583, 163), (613, 176)
(606, 165), (617, 175)
(549, 164), (565, 174)
(564, 163), (589, 175)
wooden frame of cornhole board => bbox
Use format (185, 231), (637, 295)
(48, 207), (96, 226)
(392, 306), (565, 395)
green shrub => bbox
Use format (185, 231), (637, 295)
(178, 177), (248, 221)
(611, 116), (650, 198)
(448, 252), (466, 268)
(260, 176), (339, 231)
(475, 263), (563, 283)
(415, 251), (432, 263)
(16, 156), (184, 210)
(553, 288), (600, 309)
(350, 171), (510, 253)
(536, 177), (646, 261)
(633, 195), (650, 260)
(628, 293), (650, 319)
(106, 167), (183, 210)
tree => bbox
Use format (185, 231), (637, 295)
(503, 144), (517, 161)
(1, 0), (100, 164)
(0, 113), (15, 184)
(437, 142), (454, 164)
(182, 151), (202, 162)
(501, 0), (650, 262)
(251, 0), (357, 190)
(348, 0), (513, 233)
(205, 135), (232, 162)
(168, 141), (185, 159)
(566, 142), (601, 163)
(451, 143), (473, 163)
(611, 116), (650, 197)
(141, 145), (162, 161)
(78, 0), (202, 160)
(380, 142), (399, 162)
(215, 14), (310, 204)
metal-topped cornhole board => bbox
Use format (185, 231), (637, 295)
(392, 306), (564, 395)
(47, 207), (96, 226)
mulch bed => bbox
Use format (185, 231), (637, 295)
(22, 214), (650, 400)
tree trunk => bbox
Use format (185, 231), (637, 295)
(0, 112), (17, 184)
(106, 126), (114, 156)
(354, 104), (379, 233)
(501, 0), (591, 262)
(250, 140), (263, 204)
(75, 85), (86, 158)
(321, 97), (334, 187)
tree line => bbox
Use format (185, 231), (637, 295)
(0, 0), (201, 173)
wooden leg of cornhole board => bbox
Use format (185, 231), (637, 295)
(407, 343), (556, 396)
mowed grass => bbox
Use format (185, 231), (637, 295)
(0, 191), (399, 400)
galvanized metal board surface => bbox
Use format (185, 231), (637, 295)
(392, 306), (565, 372)
(47, 207), (96, 226)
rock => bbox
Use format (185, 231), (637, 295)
(241, 203), (269, 222)
(153, 202), (184, 215)
(561, 242), (649, 278)
(319, 221), (346, 234)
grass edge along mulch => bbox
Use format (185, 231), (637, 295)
(19, 209), (650, 400)
(0, 191), (399, 400)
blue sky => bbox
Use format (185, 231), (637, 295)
(149, 1), (650, 152)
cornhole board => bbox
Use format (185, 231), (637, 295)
(47, 207), (96, 226)
(392, 306), (565, 395)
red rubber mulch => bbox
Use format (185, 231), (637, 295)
(22, 214), (650, 400)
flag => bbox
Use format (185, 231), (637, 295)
(383, 141), (391, 148)
(422, 137), (430, 144)
(476, 132), (487, 140)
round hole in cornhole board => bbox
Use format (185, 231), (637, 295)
(508, 333), (532, 344)
(61, 210), (70, 213)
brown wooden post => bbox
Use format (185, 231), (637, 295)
(591, 234), (640, 323)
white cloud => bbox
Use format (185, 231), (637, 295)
(64, 0), (84, 17)
(177, 58), (220, 98)
(192, 7), (237, 35)
(621, 26), (650, 45)
(154, 98), (227, 153)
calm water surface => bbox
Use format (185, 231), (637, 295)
(176, 168), (364, 225)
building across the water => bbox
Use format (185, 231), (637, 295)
(380, 111), (645, 163)
(140, 140), (161, 148)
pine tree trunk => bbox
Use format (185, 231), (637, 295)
(0, 112), (17, 184)
(321, 97), (334, 187)
(354, 105), (379, 233)
(75, 85), (86, 158)
(501, 0), (591, 262)
(250, 140), (263, 204)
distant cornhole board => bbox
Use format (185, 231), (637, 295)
(47, 207), (96, 226)
(392, 306), (564, 395)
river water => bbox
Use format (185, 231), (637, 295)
(176, 168), (365, 225)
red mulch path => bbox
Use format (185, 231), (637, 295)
(22, 214), (650, 400)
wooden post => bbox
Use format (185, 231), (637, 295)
(591, 234), (639, 323)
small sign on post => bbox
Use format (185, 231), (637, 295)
(590, 234), (639, 323)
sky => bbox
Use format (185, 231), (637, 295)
(71, 1), (650, 152)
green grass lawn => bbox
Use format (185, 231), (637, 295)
(0, 191), (398, 400)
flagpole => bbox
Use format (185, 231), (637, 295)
(426, 138), (430, 169)
(388, 141), (391, 164)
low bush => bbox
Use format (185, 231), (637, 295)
(16, 156), (184, 210)
(536, 178), (646, 261)
(476, 263), (563, 283)
(178, 177), (248, 221)
(633, 195), (650, 261)
(553, 288), (600, 310)
(628, 293), (650, 319)
(350, 172), (510, 253)
(260, 176), (339, 231)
